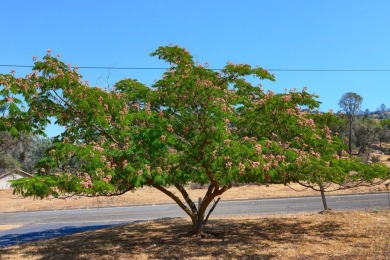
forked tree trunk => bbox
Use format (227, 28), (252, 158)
(192, 213), (206, 234)
(148, 180), (229, 236)
(190, 196), (221, 235)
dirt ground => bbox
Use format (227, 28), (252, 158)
(0, 210), (389, 259)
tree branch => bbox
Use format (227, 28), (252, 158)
(52, 90), (119, 144)
(199, 184), (232, 218)
(174, 183), (198, 214)
(147, 179), (193, 218)
(204, 197), (221, 226)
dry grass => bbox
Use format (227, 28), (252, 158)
(1, 183), (389, 214)
(0, 210), (389, 259)
(0, 225), (22, 231)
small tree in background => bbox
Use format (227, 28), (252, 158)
(378, 104), (387, 119)
(353, 118), (381, 154)
(1, 46), (389, 235)
(338, 92), (363, 154)
(379, 119), (390, 148)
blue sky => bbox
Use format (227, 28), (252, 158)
(1, 0), (390, 137)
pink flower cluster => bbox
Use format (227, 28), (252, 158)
(145, 164), (151, 175)
(92, 142), (105, 154)
(122, 160), (128, 168)
(255, 144), (262, 154)
(50, 186), (59, 193)
(323, 126), (332, 143)
(281, 94), (292, 102)
(81, 173), (93, 188)
(132, 102), (140, 111)
(238, 162), (245, 175)
(212, 150), (218, 159)
(242, 136), (256, 142)
(102, 175), (112, 183)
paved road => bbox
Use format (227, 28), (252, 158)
(0, 192), (389, 247)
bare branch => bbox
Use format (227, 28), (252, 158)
(204, 197), (221, 226)
(174, 183), (198, 214)
(147, 179), (193, 218)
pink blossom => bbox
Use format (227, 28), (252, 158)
(238, 162), (245, 174)
(252, 161), (261, 168)
(50, 187), (59, 193)
(81, 173), (93, 188)
(132, 103), (140, 111)
(212, 150), (218, 159)
(281, 95), (291, 102)
(159, 110), (164, 117)
(255, 144), (262, 154)
(103, 175), (112, 183)
(6, 96), (13, 103)
(273, 160), (279, 167)
(122, 160), (128, 168)
(243, 136), (251, 141)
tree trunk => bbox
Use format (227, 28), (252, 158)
(190, 197), (221, 235)
(191, 213), (206, 235)
(348, 115), (353, 154)
(148, 180), (230, 236)
(320, 185), (328, 211)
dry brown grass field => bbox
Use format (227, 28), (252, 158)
(0, 210), (389, 259)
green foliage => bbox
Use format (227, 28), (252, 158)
(338, 92), (364, 154)
(338, 92), (363, 117)
(0, 46), (388, 202)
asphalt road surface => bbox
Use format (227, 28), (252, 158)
(0, 192), (389, 247)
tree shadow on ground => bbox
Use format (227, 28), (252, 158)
(0, 215), (379, 259)
(0, 224), (116, 248)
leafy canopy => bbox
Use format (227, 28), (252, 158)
(0, 46), (388, 200)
